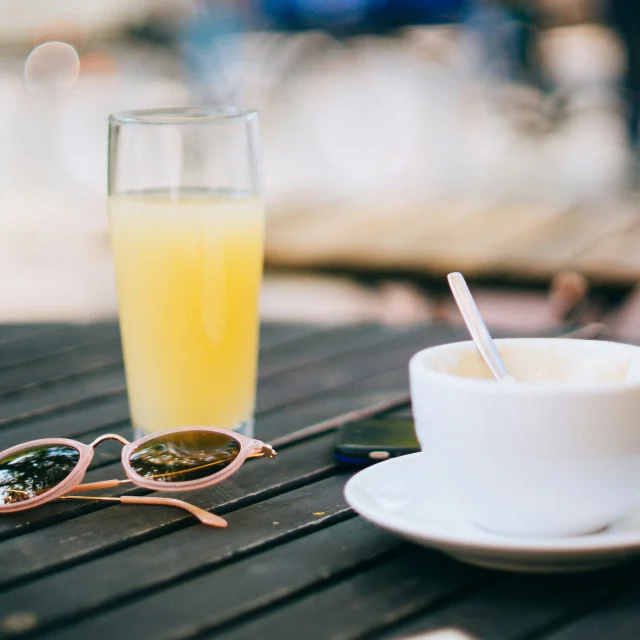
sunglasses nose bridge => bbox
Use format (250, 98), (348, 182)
(89, 434), (131, 449)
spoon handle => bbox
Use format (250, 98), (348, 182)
(447, 272), (515, 383)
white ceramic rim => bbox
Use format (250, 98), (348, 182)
(410, 338), (640, 395)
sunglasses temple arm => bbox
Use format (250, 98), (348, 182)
(122, 496), (228, 527)
(67, 479), (131, 493)
(59, 494), (227, 528)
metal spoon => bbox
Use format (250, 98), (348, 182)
(447, 272), (515, 383)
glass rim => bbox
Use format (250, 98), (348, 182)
(109, 106), (258, 126)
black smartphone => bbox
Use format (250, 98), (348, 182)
(334, 418), (420, 466)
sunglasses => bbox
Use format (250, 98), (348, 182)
(0, 427), (276, 528)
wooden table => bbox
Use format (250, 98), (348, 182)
(266, 199), (640, 286)
(0, 322), (639, 640)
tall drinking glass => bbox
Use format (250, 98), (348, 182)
(108, 107), (264, 439)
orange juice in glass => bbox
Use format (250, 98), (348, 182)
(108, 108), (264, 437)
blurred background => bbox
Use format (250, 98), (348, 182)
(3, 0), (640, 336)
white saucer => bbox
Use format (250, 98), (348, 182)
(344, 453), (640, 573)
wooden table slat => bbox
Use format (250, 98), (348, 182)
(0, 481), (381, 639)
(0, 325), (67, 347)
(0, 370), (125, 428)
(0, 337), (124, 399)
(376, 567), (638, 640)
(0, 324), (119, 370)
(257, 323), (403, 379)
(538, 584), (640, 640)
(203, 549), (491, 640)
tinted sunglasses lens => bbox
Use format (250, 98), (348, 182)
(0, 444), (80, 505)
(129, 431), (241, 484)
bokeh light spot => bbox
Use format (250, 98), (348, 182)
(24, 41), (80, 92)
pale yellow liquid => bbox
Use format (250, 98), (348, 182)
(109, 192), (265, 434)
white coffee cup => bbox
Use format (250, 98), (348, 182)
(409, 338), (640, 537)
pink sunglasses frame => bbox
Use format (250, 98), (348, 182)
(0, 427), (276, 525)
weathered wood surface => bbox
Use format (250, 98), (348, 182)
(0, 322), (638, 640)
